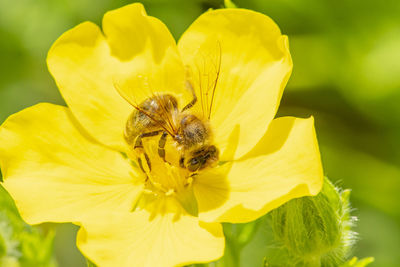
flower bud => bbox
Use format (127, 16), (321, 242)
(268, 177), (356, 266)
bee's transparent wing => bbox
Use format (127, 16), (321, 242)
(185, 41), (221, 120)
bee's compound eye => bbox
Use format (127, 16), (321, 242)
(188, 157), (201, 172)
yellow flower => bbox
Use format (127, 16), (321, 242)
(0, 3), (323, 267)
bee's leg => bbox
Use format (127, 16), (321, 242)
(137, 158), (149, 183)
(182, 80), (197, 111)
(134, 130), (162, 172)
(158, 131), (169, 163)
(137, 157), (146, 173)
(144, 153), (151, 172)
(184, 172), (198, 187)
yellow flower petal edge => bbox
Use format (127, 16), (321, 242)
(0, 103), (142, 224)
(47, 3), (190, 152)
(193, 116), (323, 223)
(77, 209), (224, 267)
(178, 8), (292, 160)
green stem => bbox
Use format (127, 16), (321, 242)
(227, 240), (240, 267)
(223, 224), (241, 267)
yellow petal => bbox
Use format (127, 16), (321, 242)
(0, 103), (142, 225)
(47, 3), (189, 151)
(77, 210), (224, 267)
(47, 21), (131, 151)
(103, 4), (190, 107)
(178, 8), (292, 159)
(193, 116), (323, 223)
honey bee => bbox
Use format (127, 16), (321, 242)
(124, 89), (217, 173)
(124, 44), (222, 174)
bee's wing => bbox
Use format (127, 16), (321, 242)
(114, 82), (178, 137)
(151, 93), (180, 136)
(186, 41), (221, 120)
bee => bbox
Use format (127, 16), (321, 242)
(123, 44), (222, 174)
(124, 83), (218, 173)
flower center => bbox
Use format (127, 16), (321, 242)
(133, 137), (194, 196)
(122, 93), (219, 215)
(129, 138), (200, 216)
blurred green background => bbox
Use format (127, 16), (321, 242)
(0, 0), (399, 266)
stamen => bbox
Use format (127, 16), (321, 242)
(165, 189), (175, 196)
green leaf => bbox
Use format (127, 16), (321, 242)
(0, 186), (57, 266)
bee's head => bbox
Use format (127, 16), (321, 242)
(186, 145), (219, 172)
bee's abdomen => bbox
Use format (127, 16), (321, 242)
(124, 94), (178, 146)
(124, 111), (157, 145)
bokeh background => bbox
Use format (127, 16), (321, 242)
(1, 0), (399, 266)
